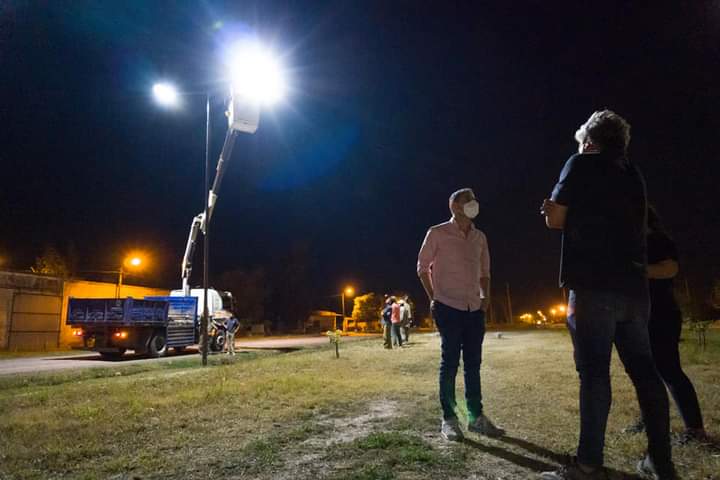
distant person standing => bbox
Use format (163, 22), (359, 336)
(225, 317), (239, 356)
(624, 206), (707, 443)
(540, 110), (675, 480)
(390, 297), (403, 347)
(399, 296), (413, 343)
(381, 298), (393, 349)
(417, 188), (504, 441)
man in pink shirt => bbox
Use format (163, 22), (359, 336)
(417, 188), (504, 441)
(390, 297), (403, 347)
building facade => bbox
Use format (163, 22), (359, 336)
(0, 271), (168, 351)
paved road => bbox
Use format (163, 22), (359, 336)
(0, 334), (378, 377)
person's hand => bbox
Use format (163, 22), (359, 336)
(540, 198), (559, 216)
(480, 298), (490, 312)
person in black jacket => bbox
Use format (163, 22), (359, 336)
(381, 297), (394, 349)
(624, 206), (707, 443)
(541, 110), (675, 480)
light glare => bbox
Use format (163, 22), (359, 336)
(152, 82), (180, 107)
(228, 43), (286, 105)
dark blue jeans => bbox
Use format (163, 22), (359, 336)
(567, 289), (672, 473)
(649, 308), (704, 430)
(391, 323), (403, 346)
(432, 301), (485, 423)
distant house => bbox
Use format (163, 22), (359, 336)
(304, 310), (342, 333)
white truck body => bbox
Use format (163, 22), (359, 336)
(170, 288), (227, 318)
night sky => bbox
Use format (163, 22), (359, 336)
(2, 1), (719, 318)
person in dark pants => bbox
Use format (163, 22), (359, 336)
(390, 297), (403, 347)
(225, 316), (239, 355)
(381, 297), (393, 349)
(624, 206), (706, 443)
(541, 110), (676, 480)
(417, 188), (504, 442)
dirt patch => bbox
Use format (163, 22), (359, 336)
(308, 399), (400, 447)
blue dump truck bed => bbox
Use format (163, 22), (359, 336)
(67, 296), (199, 356)
(68, 298), (170, 327)
(145, 296), (198, 327)
(67, 297), (198, 327)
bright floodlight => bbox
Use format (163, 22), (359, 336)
(152, 82), (180, 107)
(227, 42), (286, 105)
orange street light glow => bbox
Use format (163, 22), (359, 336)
(123, 252), (147, 270)
(344, 286), (355, 297)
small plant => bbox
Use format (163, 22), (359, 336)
(326, 329), (343, 358)
(688, 319), (712, 350)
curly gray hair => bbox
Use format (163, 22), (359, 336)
(575, 110), (631, 156)
(449, 188), (474, 205)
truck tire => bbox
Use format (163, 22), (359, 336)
(100, 349), (126, 360)
(148, 333), (167, 358)
(210, 331), (226, 352)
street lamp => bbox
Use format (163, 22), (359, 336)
(341, 286), (355, 331)
(152, 39), (287, 366)
(226, 41), (286, 105)
(116, 255), (144, 298)
(152, 82), (180, 108)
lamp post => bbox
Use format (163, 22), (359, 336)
(116, 256), (143, 299)
(202, 92), (211, 363)
(153, 84), (213, 363)
(340, 286), (355, 331)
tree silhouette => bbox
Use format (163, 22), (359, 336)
(30, 246), (69, 277)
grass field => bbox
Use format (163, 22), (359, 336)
(1, 329), (718, 480)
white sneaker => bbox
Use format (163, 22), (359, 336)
(440, 418), (464, 441)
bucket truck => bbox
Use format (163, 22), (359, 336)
(169, 94), (261, 351)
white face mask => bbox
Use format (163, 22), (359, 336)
(463, 200), (479, 219)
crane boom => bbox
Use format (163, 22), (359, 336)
(180, 95), (258, 296)
(179, 128), (240, 295)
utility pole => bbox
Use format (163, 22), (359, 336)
(201, 93), (210, 367)
(505, 283), (514, 323)
(116, 267), (123, 299)
(341, 291), (346, 331)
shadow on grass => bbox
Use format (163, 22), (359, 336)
(462, 437), (559, 473)
(465, 435), (643, 479)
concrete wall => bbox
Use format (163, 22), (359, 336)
(0, 288), (14, 349)
(8, 292), (63, 350)
(0, 272), (64, 350)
